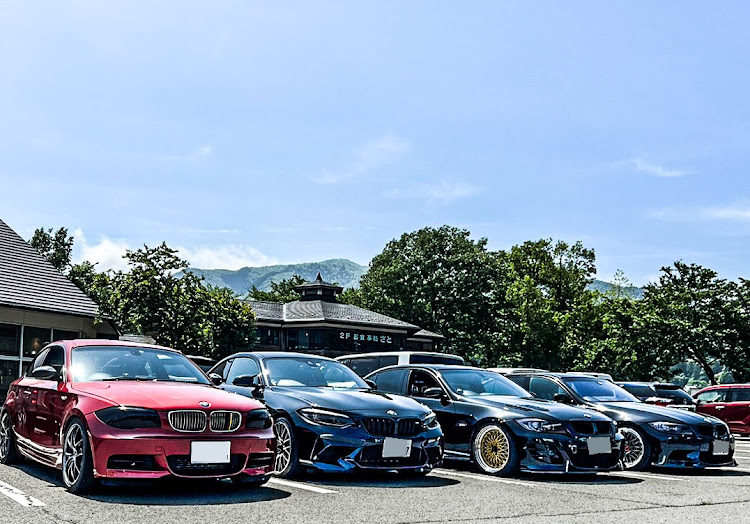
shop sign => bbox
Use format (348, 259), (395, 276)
(339, 332), (393, 344)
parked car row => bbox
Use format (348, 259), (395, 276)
(0, 342), (741, 496)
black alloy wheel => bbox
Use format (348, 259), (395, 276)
(471, 422), (520, 476)
(273, 417), (302, 478)
(0, 410), (21, 464)
(620, 425), (651, 471)
(62, 419), (96, 493)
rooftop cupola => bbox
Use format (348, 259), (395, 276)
(294, 273), (344, 302)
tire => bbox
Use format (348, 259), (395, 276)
(471, 422), (519, 476)
(620, 425), (652, 471)
(0, 410), (21, 465)
(272, 417), (303, 478)
(62, 418), (96, 494)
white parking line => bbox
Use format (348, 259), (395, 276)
(268, 478), (338, 494)
(433, 469), (543, 487)
(0, 481), (45, 507)
(717, 466), (750, 473)
(610, 471), (690, 482)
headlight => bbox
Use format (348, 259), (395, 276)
(422, 411), (438, 429)
(516, 418), (566, 433)
(246, 409), (272, 430)
(298, 408), (354, 427)
(648, 421), (693, 435)
(95, 406), (161, 429)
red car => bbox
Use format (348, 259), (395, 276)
(694, 384), (750, 436)
(0, 340), (275, 493)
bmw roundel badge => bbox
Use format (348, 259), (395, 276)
(199, 401), (210, 408)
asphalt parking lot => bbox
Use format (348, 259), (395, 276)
(1, 437), (749, 524)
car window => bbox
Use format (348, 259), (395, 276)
(264, 357), (369, 389)
(42, 346), (65, 373)
(528, 377), (568, 400)
(442, 369), (531, 398)
(731, 388), (750, 402)
(226, 358), (260, 384)
(564, 378), (638, 402)
(371, 368), (407, 394)
(621, 384), (657, 398)
(410, 354), (464, 365)
(695, 389), (728, 403)
(27, 349), (50, 376)
(407, 370), (442, 397)
(347, 356), (380, 377)
(211, 359), (230, 380)
(378, 356), (398, 368)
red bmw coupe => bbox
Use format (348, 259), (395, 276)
(0, 340), (275, 493)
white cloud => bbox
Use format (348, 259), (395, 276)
(384, 180), (480, 203)
(699, 206), (750, 221)
(72, 229), (131, 271)
(649, 203), (750, 223)
(631, 157), (692, 178)
(312, 135), (409, 184)
(71, 228), (276, 271)
(160, 144), (214, 165)
(176, 245), (277, 270)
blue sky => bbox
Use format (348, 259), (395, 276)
(2, 2), (749, 285)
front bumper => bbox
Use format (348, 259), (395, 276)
(295, 423), (444, 472)
(86, 416), (276, 480)
(515, 429), (623, 473)
(652, 435), (736, 468)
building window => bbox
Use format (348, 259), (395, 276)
(23, 326), (52, 358)
(53, 329), (80, 341)
(256, 328), (280, 347)
(0, 323), (20, 357)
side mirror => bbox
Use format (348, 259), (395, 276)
(423, 387), (444, 399)
(364, 379), (377, 390)
(31, 365), (60, 381)
(553, 393), (575, 404)
(232, 374), (261, 388)
(208, 373), (224, 386)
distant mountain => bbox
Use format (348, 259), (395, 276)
(185, 259), (368, 296)
(588, 279), (644, 299)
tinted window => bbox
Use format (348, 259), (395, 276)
(264, 357), (368, 389)
(42, 346), (65, 373)
(653, 387), (694, 404)
(695, 389), (728, 403)
(211, 360), (230, 380)
(731, 388), (750, 402)
(226, 358), (260, 384)
(442, 369), (531, 398)
(529, 377), (568, 401)
(563, 378), (639, 402)
(372, 368), (407, 394)
(621, 384), (657, 399)
(407, 370), (443, 397)
(378, 356), (398, 367)
(27, 349), (49, 376)
(347, 356), (380, 377)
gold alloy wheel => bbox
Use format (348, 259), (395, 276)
(474, 424), (511, 473)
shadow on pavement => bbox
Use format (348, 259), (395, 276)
(298, 469), (460, 489)
(11, 462), (290, 505)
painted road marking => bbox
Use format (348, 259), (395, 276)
(717, 466), (750, 473)
(0, 481), (45, 507)
(268, 478), (338, 494)
(433, 469), (544, 487)
(610, 471), (690, 482)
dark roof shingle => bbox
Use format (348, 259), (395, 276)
(0, 219), (101, 318)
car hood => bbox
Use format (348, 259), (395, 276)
(268, 386), (430, 417)
(597, 401), (721, 425)
(73, 381), (265, 412)
(463, 395), (611, 422)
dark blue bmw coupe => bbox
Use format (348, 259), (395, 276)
(208, 352), (444, 477)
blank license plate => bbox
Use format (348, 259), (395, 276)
(191, 441), (231, 464)
(713, 440), (730, 456)
(587, 436), (611, 455)
(382, 437), (412, 458)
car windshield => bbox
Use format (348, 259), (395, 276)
(655, 387), (694, 403)
(265, 357), (369, 389)
(564, 378), (639, 402)
(622, 384), (657, 398)
(71, 346), (210, 385)
(441, 369), (532, 398)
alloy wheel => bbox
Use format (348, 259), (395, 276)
(620, 427), (645, 468)
(475, 425), (510, 472)
(62, 423), (85, 487)
(273, 419), (292, 474)
(0, 412), (11, 461)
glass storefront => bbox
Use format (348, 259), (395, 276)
(0, 324), (20, 357)
(284, 328), (406, 357)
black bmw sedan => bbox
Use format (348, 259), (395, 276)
(365, 365), (622, 476)
(207, 352), (443, 478)
(507, 372), (735, 470)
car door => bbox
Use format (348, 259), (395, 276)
(14, 349), (50, 441)
(26, 345), (68, 449)
(695, 388), (730, 423)
(222, 357), (262, 397)
(404, 369), (461, 447)
(368, 368), (408, 396)
(723, 387), (750, 434)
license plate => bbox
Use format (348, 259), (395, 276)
(382, 437), (412, 458)
(190, 441), (231, 464)
(713, 440), (730, 456)
(587, 436), (611, 455)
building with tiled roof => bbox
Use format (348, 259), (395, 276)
(247, 273), (443, 358)
(0, 219), (118, 396)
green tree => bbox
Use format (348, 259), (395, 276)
(247, 275), (307, 303)
(356, 226), (513, 364)
(29, 226), (74, 272)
